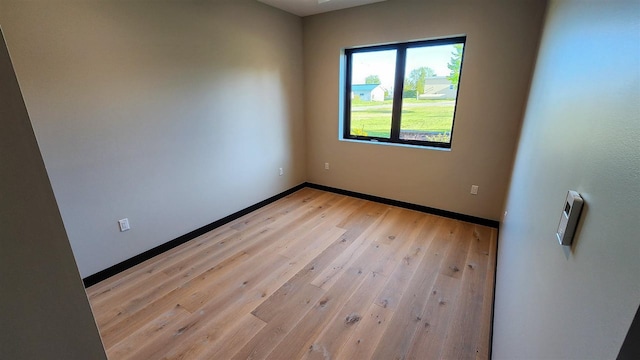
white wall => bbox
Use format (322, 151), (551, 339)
(303, 0), (547, 221)
(493, 1), (640, 358)
(0, 0), (305, 278)
(0, 28), (107, 359)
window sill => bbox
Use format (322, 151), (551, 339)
(339, 137), (452, 152)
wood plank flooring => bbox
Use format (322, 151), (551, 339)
(87, 188), (497, 359)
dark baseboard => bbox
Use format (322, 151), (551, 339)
(489, 226), (500, 359)
(305, 182), (500, 228)
(82, 183), (307, 287)
(618, 305), (640, 359)
(84, 181), (499, 287)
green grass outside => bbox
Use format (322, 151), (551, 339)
(350, 99), (455, 138)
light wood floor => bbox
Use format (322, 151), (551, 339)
(87, 188), (497, 359)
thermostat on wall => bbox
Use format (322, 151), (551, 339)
(556, 190), (584, 246)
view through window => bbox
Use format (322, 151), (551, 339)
(344, 37), (466, 148)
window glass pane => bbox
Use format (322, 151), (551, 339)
(350, 50), (396, 138)
(400, 43), (463, 143)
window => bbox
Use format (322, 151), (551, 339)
(343, 36), (466, 148)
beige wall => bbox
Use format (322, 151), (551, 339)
(303, 0), (547, 221)
(0, 28), (107, 359)
(493, 0), (640, 358)
(0, 0), (305, 277)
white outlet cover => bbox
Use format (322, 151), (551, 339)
(118, 218), (130, 232)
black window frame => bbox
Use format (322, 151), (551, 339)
(343, 36), (466, 149)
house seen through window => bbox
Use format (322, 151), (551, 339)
(344, 36), (466, 148)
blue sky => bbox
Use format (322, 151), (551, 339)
(351, 44), (460, 89)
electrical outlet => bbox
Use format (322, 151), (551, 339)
(324, 162), (330, 170)
(470, 185), (479, 195)
(118, 218), (130, 232)
(279, 167), (283, 176)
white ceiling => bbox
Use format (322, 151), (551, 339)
(257, 0), (386, 17)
